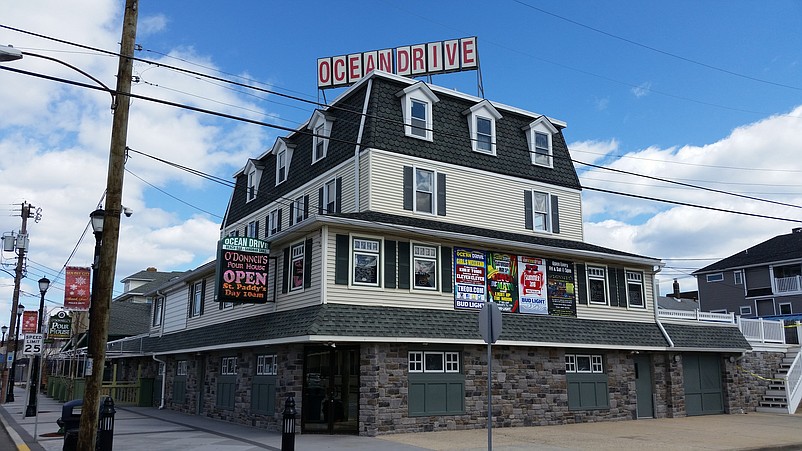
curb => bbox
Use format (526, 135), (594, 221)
(0, 409), (30, 451)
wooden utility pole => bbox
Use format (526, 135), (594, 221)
(77, 0), (138, 448)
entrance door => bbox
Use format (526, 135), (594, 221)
(302, 345), (359, 434)
(634, 354), (653, 418)
(683, 353), (724, 415)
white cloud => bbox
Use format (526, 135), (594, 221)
(632, 81), (652, 98)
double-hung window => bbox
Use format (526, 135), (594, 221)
(413, 244), (437, 290)
(524, 117), (557, 168)
(626, 270), (645, 308)
(292, 196), (306, 225)
(587, 266), (608, 305)
(404, 166), (446, 216)
(268, 209), (280, 237)
(410, 100), (428, 138)
(289, 242), (305, 292)
(398, 83), (438, 141)
(532, 191), (550, 231)
(247, 170), (258, 202)
(323, 179), (337, 214)
(190, 280), (204, 317)
(246, 220), (258, 238)
(464, 100), (501, 155)
(314, 124), (325, 161)
(277, 149), (287, 184)
(353, 238), (380, 286)
(152, 296), (164, 327)
(308, 110), (333, 164)
(476, 117), (492, 152)
(415, 169), (434, 214)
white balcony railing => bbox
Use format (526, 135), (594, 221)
(775, 275), (802, 293)
(737, 317), (786, 344)
(657, 308), (735, 324)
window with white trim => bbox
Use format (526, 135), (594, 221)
(413, 244), (437, 290)
(415, 168), (435, 214)
(740, 305), (752, 316)
(464, 100), (502, 155)
(523, 117), (557, 168)
(734, 270), (743, 285)
(626, 270), (645, 308)
(476, 117), (492, 152)
(565, 354), (604, 373)
(293, 196), (305, 225)
(780, 303), (792, 315)
(353, 238), (380, 286)
(532, 191), (550, 232)
(308, 110), (334, 164)
(177, 360), (188, 376)
(247, 169), (258, 202)
(289, 242), (305, 292)
(706, 273), (724, 283)
(408, 351), (460, 373)
(277, 149), (287, 184)
(152, 296), (164, 327)
(710, 309), (728, 314)
(190, 280), (204, 317)
(314, 124), (325, 161)
(398, 83), (439, 141)
(587, 266), (608, 305)
(268, 209), (279, 237)
(246, 220), (258, 238)
(323, 179), (337, 214)
(256, 354), (277, 376)
(222, 357), (237, 375)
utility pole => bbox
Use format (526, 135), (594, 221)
(3, 202), (33, 403)
(77, 0), (138, 448)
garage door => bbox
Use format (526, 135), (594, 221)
(683, 353), (724, 415)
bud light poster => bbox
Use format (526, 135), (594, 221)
(487, 253), (518, 312)
(454, 248), (486, 309)
(518, 256), (547, 314)
(547, 259), (576, 317)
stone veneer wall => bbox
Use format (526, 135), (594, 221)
(724, 349), (786, 412)
(362, 344), (637, 436)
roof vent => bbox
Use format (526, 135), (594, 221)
(793, 227), (802, 233)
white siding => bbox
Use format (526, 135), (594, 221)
(275, 233), (323, 312)
(365, 150), (584, 241)
(575, 270), (656, 323)
(162, 284), (188, 333)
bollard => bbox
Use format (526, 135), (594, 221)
(281, 394), (297, 451)
(96, 397), (116, 451)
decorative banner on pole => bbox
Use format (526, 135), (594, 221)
(22, 311), (38, 334)
(215, 236), (271, 304)
(64, 266), (91, 310)
(48, 311), (72, 339)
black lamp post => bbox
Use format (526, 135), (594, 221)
(25, 277), (49, 416)
(1, 325), (7, 348)
(6, 304), (23, 402)
(87, 209), (105, 358)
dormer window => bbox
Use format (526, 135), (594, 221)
(243, 160), (263, 203)
(308, 110), (335, 164)
(271, 138), (294, 186)
(463, 100), (502, 155)
(523, 117), (558, 168)
(397, 82), (439, 141)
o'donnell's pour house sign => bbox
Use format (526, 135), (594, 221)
(216, 236), (271, 303)
(317, 36), (478, 89)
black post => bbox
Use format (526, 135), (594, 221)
(6, 308), (23, 402)
(281, 394), (297, 451)
(25, 278), (48, 417)
(88, 224), (103, 357)
(97, 396), (116, 451)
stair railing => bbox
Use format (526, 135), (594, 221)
(785, 350), (802, 414)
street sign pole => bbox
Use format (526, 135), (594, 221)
(487, 338), (492, 451)
(478, 301), (502, 451)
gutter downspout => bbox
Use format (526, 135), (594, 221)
(152, 354), (167, 409)
(353, 79), (373, 212)
(654, 271), (675, 348)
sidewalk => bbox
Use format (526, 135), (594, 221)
(1, 386), (802, 450)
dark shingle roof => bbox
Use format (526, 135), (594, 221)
(331, 211), (658, 262)
(694, 229), (802, 273)
(108, 304), (748, 355)
(108, 301), (152, 336)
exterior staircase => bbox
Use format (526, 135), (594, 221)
(757, 346), (801, 414)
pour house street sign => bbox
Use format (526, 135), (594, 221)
(317, 36), (478, 89)
(215, 236), (271, 304)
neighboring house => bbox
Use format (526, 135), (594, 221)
(695, 228), (802, 318)
(97, 70), (764, 436)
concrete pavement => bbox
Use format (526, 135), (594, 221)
(1, 385), (802, 450)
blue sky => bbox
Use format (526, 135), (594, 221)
(2, 1), (802, 318)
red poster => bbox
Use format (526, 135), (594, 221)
(64, 266), (91, 310)
(22, 311), (38, 333)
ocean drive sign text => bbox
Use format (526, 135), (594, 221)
(215, 236), (271, 304)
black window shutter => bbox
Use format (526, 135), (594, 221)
(384, 240), (397, 289)
(613, 267), (627, 308)
(318, 187), (324, 214)
(304, 238), (313, 289)
(282, 247), (290, 294)
(335, 234), (349, 285)
(441, 246), (452, 293)
(576, 263), (587, 305)
(289, 203), (295, 226)
(398, 241), (410, 289)
(277, 209), (283, 232)
(437, 172), (446, 216)
(187, 284), (193, 317)
(524, 190), (533, 230)
(335, 177), (342, 213)
(244, 226), (247, 237)
(255, 221), (260, 237)
(403, 166), (413, 211)
(200, 279), (206, 315)
(551, 196), (560, 234)
(304, 195), (310, 219)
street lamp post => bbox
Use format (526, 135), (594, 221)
(1, 326), (7, 347)
(6, 305), (24, 402)
(87, 209), (105, 358)
(25, 277), (49, 417)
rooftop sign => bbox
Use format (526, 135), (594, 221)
(317, 37), (478, 89)
(215, 236), (271, 304)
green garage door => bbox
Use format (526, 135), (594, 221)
(683, 353), (724, 415)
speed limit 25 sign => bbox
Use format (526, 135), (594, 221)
(23, 333), (44, 355)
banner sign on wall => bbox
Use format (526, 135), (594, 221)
(454, 247), (486, 309)
(64, 266), (91, 311)
(453, 249), (577, 317)
(317, 37), (478, 89)
(48, 311), (72, 339)
(215, 236), (271, 304)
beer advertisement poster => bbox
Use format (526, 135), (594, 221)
(215, 236), (271, 304)
(453, 247), (486, 309)
(517, 256), (547, 314)
(487, 252), (518, 312)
